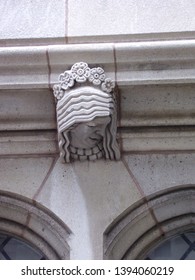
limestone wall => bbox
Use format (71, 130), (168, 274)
(0, 0), (195, 259)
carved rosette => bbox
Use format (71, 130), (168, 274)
(53, 62), (120, 163)
(53, 62), (115, 100)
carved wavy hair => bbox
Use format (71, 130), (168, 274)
(56, 86), (120, 163)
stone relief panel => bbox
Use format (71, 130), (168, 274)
(53, 62), (120, 163)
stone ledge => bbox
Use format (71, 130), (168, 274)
(1, 39), (195, 89)
(1, 31), (195, 47)
(116, 40), (195, 85)
(1, 128), (195, 156)
(1, 39), (195, 154)
(119, 83), (195, 127)
(0, 88), (56, 131)
(0, 45), (49, 89)
(0, 131), (58, 156)
(120, 127), (195, 153)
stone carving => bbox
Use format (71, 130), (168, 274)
(53, 62), (120, 163)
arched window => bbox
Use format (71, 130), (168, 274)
(104, 186), (195, 260)
(0, 233), (45, 260)
(0, 191), (71, 260)
(145, 232), (195, 260)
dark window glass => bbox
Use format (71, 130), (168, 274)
(145, 232), (195, 260)
(0, 234), (45, 260)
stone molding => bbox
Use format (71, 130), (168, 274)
(1, 39), (195, 155)
(2, 31), (195, 47)
(0, 191), (70, 259)
(0, 131), (57, 157)
(2, 127), (195, 157)
(104, 186), (195, 260)
(1, 39), (195, 89)
(121, 127), (195, 153)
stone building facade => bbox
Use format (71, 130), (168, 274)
(0, 0), (195, 259)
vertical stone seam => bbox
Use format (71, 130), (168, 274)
(65, 0), (69, 43)
(121, 156), (165, 236)
(113, 44), (123, 154)
(113, 44), (117, 87)
(122, 156), (145, 197)
(46, 48), (59, 158)
(46, 49), (52, 91)
(33, 156), (58, 202)
(22, 156), (58, 237)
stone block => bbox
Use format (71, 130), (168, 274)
(0, 0), (66, 39)
(115, 41), (195, 85)
(0, 157), (54, 199)
(120, 84), (195, 127)
(0, 46), (48, 89)
(121, 128), (195, 153)
(123, 153), (195, 197)
(0, 89), (56, 131)
(68, 0), (195, 39)
(0, 131), (57, 156)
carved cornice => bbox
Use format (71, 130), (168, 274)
(1, 39), (195, 89)
(1, 39), (195, 156)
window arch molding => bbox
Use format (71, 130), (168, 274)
(0, 190), (71, 259)
(104, 185), (195, 260)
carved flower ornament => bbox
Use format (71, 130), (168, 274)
(71, 62), (90, 83)
(101, 78), (115, 93)
(89, 67), (106, 85)
(59, 71), (74, 90)
(53, 62), (115, 100)
(53, 84), (64, 100)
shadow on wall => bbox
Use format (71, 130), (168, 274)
(103, 185), (195, 260)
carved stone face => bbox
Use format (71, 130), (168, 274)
(53, 63), (120, 162)
(69, 116), (111, 149)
